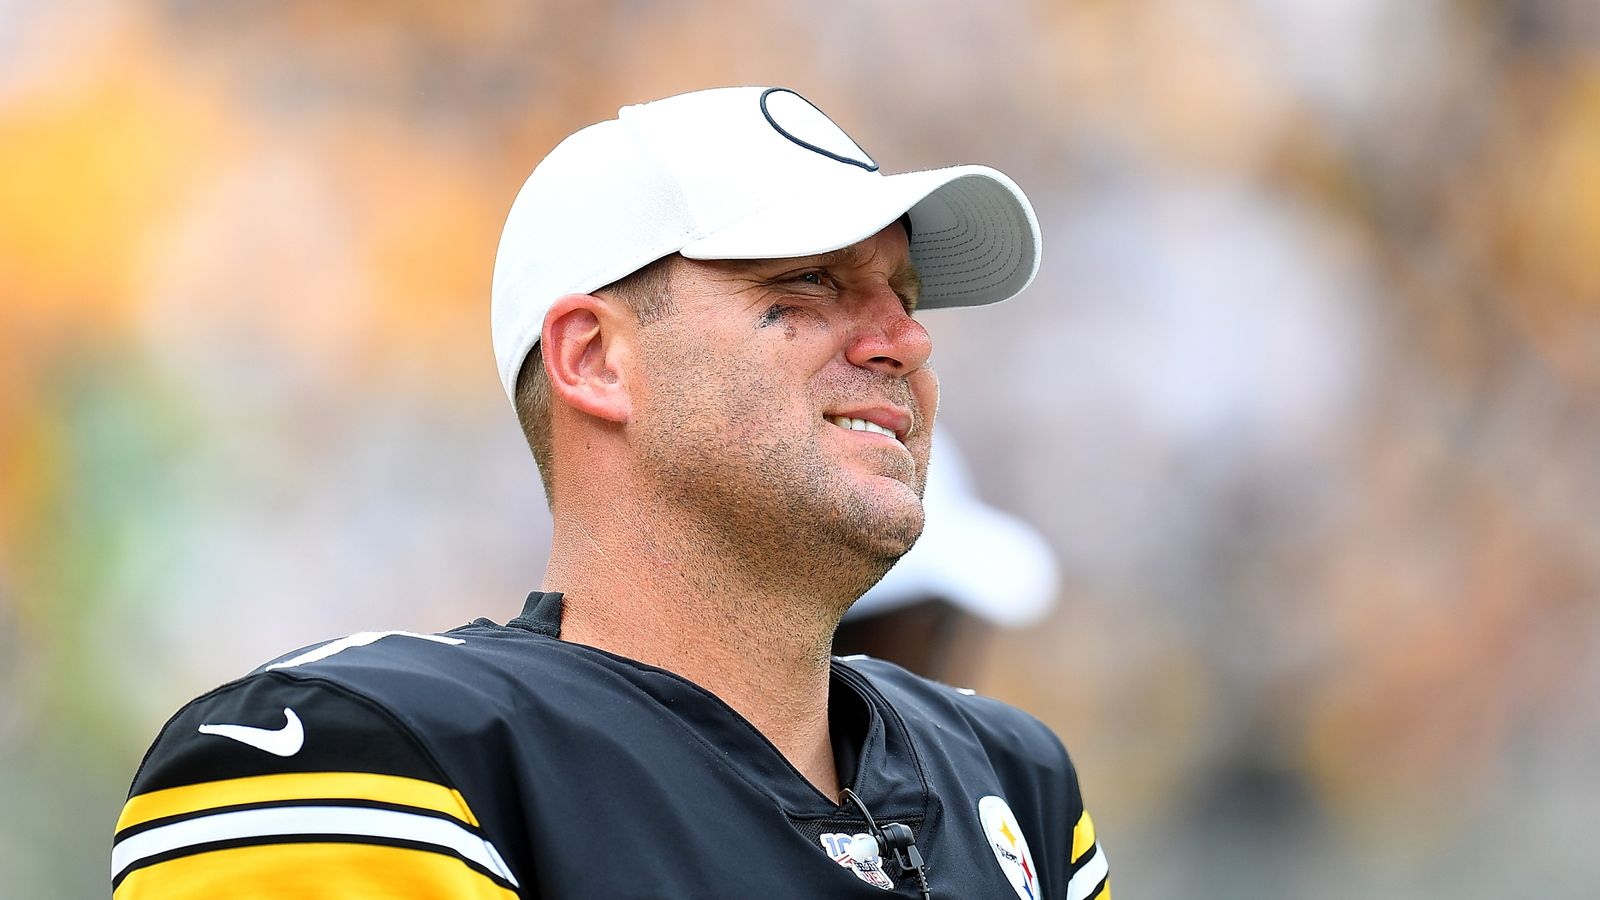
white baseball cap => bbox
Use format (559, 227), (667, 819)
(846, 432), (1061, 627)
(491, 86), (1042, 399)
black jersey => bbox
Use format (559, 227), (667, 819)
(114, 592), (1110, 899)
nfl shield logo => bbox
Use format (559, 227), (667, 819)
(819, 832), (895, 890)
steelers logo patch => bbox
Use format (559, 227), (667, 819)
(978, 795), (1041, 900)
(759, 88), (878, 171)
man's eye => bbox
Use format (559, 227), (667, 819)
(796, 271), (827, 286)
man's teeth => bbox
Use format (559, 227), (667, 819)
(826, 415), (898, 440)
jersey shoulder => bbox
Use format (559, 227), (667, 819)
(838, 655), (1112, 900)
(839, 654), (1075, 773)
(113, 625), (535, 899)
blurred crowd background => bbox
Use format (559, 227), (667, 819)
(4, 0), (1599, 896)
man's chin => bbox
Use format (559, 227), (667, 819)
(843, 488), (926, 560)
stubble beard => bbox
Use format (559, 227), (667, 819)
(633, 365), (928, 623)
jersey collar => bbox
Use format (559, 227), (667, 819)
(508, 590), (929, 820)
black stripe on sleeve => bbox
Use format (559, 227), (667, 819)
(113, 796), (487, 844)
(1068, 841), (1099, 878)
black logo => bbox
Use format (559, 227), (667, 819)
(759, 88), (879, 172)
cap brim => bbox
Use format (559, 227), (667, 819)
(680, 164), (1040, 309)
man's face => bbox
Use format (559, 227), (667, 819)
(626, 223), (937, 579)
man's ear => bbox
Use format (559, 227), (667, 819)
(541, 293), (633, 424)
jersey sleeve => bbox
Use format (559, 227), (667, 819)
(1043, 721), (1108, 900)
(112, 671), (522, 899)
(1065, 806), (1109, 900)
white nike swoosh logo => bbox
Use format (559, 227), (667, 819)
(198, 707), (305, 757)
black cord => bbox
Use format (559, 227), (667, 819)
(909, 850), (932, 899)
(839, 789), (932, 900)
(839, 788), (886, 847)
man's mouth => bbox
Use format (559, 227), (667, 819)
(825, 415), (902, 443)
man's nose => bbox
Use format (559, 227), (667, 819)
(843, 288), (933, 375)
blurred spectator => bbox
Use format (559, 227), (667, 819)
(834, 433), (1059, 684)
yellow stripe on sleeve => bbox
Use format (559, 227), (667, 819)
(1071, 810), (1097, 864)
(117, 772), (479, 833)
(113, 841), (519, 900)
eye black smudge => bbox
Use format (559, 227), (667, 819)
(757, 305), (800, 340)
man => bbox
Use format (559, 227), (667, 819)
(112, 86), (1110, 899)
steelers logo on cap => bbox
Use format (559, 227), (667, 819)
(759, 88), (879, 172)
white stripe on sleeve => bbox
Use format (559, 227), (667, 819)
(111, 805), (517, 887)
(1067, 843), (1108, 900)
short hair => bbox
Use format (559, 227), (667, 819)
(513, 254), (677, 503)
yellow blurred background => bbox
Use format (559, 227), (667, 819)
(4, 1), (1599, 896)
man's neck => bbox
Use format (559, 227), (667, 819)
(543, 512), (852, 799)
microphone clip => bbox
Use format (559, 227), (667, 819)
(840, 788), (932, 899)
(879, 821), (925, 874)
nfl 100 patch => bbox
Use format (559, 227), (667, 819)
(817, 830), (895, 890)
